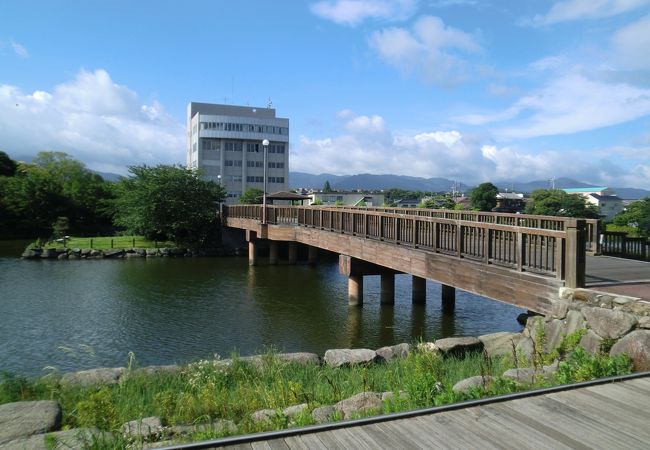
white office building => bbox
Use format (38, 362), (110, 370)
(186, 102), (289, 204)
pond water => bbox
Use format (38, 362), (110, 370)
(0, 244), (524, 377)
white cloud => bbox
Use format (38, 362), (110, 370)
(11, 40), (29, 58)
(528, 0), (649, 26)
(291, 111), (650, 189)
(456, 73), (650, 138)
(0, 69), (184, 174)
(369, 15), (480, 86)
(612, 14), (650, 70)
(310, 0), (417, 26)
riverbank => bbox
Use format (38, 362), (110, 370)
(0, 327), (633, 449)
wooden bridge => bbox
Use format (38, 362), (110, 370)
(224, 205), (600, 315)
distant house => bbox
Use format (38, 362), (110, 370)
(562, 187), (624, 220)
(394, 198), (420, 208)
(493, 192), (526, 213)
(308, 190), (384, 206)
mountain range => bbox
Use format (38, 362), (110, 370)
(289, 172), (650, 200)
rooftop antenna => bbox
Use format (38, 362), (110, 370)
(267, 97), (273, 109)
(549, 177), (556, 189)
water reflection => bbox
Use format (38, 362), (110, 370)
(0, 256), (525, 376)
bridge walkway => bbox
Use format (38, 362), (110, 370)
(586, 255), (650, 300)
(173, 374), (650, 449)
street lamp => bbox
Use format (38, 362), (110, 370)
(262, 139), (269, 224)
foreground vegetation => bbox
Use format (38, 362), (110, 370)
(0, 338), (632, 448)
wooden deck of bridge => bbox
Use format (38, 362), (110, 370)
(203, 375), (650, 449)
(586, 255), (650, 300)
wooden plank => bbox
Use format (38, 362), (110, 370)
(499, 395), (640, 449)
(286, 433), (330, 450)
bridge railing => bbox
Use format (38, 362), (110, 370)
(225, 205), (586, 287)
(335, 205), (599, 253)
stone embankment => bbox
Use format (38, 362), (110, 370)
(21, 246), (240, 260)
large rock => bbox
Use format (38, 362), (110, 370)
(610, 330), (650, 371)
(21, 249), (42, 259)
(565, 310), (587, 337)
(0, 428), (109, 450)
(502, 363), (557, 384)
(122, 416), (163, 439)
(133, 365), (181, 376)
(523, 316), (544, 339)
(478, 332), (520, 358)
(250, 409), (278, 423)
(515, 337), (535, 362)
(0, 401), (62, 445)
(579, 330), (604, 355)
(103, 249), (124, 258)
(276, 352), (320, 365)
(582, 307), (637, 339)
(324, 349), (378, 367)
(283, 403), (309, 419)
(311, 406), (336, 424)
(60, 367), (125, 386)
(434, 337), (483, 357)
(452, 376), (493, 394)
(170, 419), (236, 437)
(375, 343), (410, 361)
(543, 319), (565, 353)
(334, 392), (382, 420)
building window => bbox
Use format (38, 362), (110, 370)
(268, 162), (285, 169)
(246, 161), (263, 168)
(225, 142), (242, 152)
(225, 160), (242, 167)
(247, 143), (259, 152)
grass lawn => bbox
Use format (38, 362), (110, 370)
(35, 236), (175, 250)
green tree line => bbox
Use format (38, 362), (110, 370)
(0, 151), (225, 249)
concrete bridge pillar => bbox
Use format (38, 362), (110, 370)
(348, 275), (364, 306)
(288, 242), (298, 265)
(247, 231), (257, 266)
(412, 276), (426, 304)
(381, 274), (395, 305)
(308, 246), (318, 265)
(442, 284), (456, 313)
(269, 241), (279, 265)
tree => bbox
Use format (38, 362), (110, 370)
(0, 152), (117, 237)
(418, 194), (455, 209)
(525, 189), (600, 218)
(0, 151), (17, 176)
(239, 188), (264, 204)
(323, 180), (333, 193)
(113, 165), (225, 249)
(613, 197), (650, 236)
(470, 182), (498, 211)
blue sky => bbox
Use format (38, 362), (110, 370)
(1, 0), (650, 188)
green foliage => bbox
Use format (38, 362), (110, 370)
(555, 347), (632, 383)
(418, 194), (455, 209)
(526, 189), (601, 218)
(0, 151), (17, 176)
(113, 165), (225, 249)
(323, 180), (332, 193)
(470, 182), (498, 211)
(51, 216), (70, 239)
(0, 345), (637, 446)
(0, 151), (114, 238)
(311, 198), (323, 206)
(334, 200), (344, 206)
(613, 197), (650, 237)
(239, 188), (263, 204)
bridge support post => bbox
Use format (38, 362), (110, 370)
(412, 276), (426, 304)
(380, 274), (395, 305)
(248, 237), (257, 266)
(565, 219), (586, 288)
(308, 246), (318, 265)
(348, 275), (364, 306)
(288, 242), (298, 265)
(441, 284), (456, 313)
(269, 241), (279, 265)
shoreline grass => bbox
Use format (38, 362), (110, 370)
(0, 341), (632, 448)
(30, 235), (175, 250)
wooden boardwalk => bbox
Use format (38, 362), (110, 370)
(204, 376), (650, 450)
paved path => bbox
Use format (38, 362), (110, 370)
(586, 255), (650, 300)
(205, 376), (650, 449)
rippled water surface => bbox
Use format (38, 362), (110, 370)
(0, 250), (524, 376)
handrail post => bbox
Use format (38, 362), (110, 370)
(565, 219), (586, 288)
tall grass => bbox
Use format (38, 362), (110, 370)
(0, 345), (632, 448)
